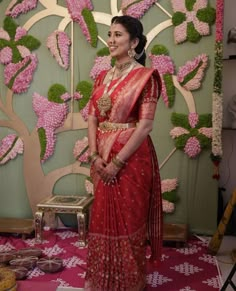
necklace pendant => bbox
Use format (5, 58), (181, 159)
(97, 93), (112, 116)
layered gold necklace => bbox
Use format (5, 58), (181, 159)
(97, 61), (136, 117)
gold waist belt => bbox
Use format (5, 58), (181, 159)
(98, 121), (137, 131)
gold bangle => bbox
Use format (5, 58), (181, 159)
(112, 155), (126, 168)
(89, 151), (99, 163)
(116, 155), (126, 166)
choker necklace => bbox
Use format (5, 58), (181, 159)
(97, 61), (136, 117)
(115, 60), (134, 73)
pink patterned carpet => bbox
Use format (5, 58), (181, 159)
(0, 230), (222, 290)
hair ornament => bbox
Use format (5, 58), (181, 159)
(135, 48), (145, 60)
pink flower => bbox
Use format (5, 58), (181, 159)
(17, 45), (31, 58)
(162, 200), (175, 214)
(184, 137), (201, 158)
(4, 54), (38, 94)
(121, 0), (157, 19)
(90, 56), (112, 81)
(188, 113), (199, 128)
(0, 47), (12, 65)
(6, 0), (38, 18)
(170, 127), (189, 138)
(0, 28), (10, 41)
(80, 102), (90, 121)
(15, 27), (27, 41)
(73, 136), (90, 163)
(149, 54), (175, 75)
(0, 134), (24, 165)
(33, 92), (69, 162)
(177, 54), (208, 91)
(161, 178), (178, 193)
(47, 31), (71, 70)
(65, 0), (96, 46)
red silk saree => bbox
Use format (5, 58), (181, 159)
(85, 67), (163, 291)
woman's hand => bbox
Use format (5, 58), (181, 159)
(94, 160), (120, 185)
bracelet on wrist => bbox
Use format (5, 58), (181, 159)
(89, 151), (99, 163)
(112, 155), (126, 168)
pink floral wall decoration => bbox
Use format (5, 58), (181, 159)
(0, 134), (24, 165)
(73, 136), (90, 164)
(5, 0), (38, 18)
(32, 88), (70, 162)
(171, 0), (216, 44)
(47, 31), (71, 70)
(149, 44), (175, 108)
(65, 0), (98, 48)
(170, 112), (212, 158)
(177, 53), (208, 91)
(0, 17), (40, 93)
(161, 178), (178, 214)
(121, 0), (157, 19)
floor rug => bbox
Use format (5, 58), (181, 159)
(0, 229), (222, 290)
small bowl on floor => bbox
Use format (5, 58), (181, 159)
(0, 252), (16, 264)
(15, 247), (42, 258)
(37, 257), (63, 273)
(9, 256), (38, 269)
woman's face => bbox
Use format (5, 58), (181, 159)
(107, 23), (137, 62)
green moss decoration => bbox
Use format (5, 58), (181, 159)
(3, 16), (18, 39)
(82, 8), (98, 48)
(48, 84), (67, 103)
(171, 113), (190, 129)
(38, 127), (46, 160)
(163, 74), (175, 107)
(151, 44), (169, 56)
(172, 1), (216, 44)
(162, 190), (179, 203)
(187, 22), (201, 43)
(76, 81), (93, 110)
(172, 12), (186, 26)
(185, 0), (196, 11)
(197, 7), (216, 24)
(96, 47), (110, 57)
(180, 61), (203, 86)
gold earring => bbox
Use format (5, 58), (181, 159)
(128, 48), (135, 58)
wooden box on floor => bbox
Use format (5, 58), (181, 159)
(163, 223), (188, 247)
(0, 218), (34, 239)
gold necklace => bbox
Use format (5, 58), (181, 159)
(97, 61), (136, 117)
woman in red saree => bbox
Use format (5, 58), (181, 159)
(85, 16), (163, 291)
